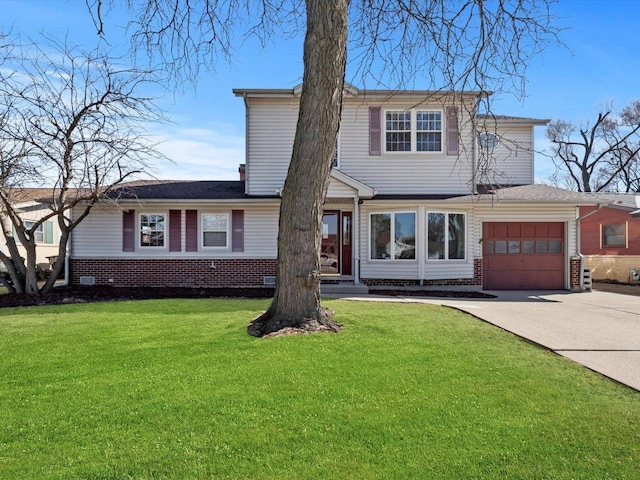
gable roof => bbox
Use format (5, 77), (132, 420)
(329, 170), (376, 198)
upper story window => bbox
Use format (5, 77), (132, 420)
(602, 223), (625, 247)
(370, 211), (416, 260)
(416, 111), (442, 151)
(140, 214), (165, 247)
(385, 109), (442, 153)
(477, 132), (499, 149)
(202, 213), (229, 248)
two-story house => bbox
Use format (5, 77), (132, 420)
(68, 86), (598, 291)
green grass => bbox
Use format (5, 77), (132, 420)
(1, 298), (639, 479)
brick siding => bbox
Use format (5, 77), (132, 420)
(569, 256), (581, 290)
(70, 258), (277, 288)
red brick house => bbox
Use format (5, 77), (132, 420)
(580, 193), (640, 283)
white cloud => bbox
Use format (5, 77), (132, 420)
(148, 127), (245, 181)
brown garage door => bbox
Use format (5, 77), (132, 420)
(483, 222), (565, 290)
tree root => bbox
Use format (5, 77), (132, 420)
(247, 307), (342, 338)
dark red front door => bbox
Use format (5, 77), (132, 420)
(341, 212), (352, 276)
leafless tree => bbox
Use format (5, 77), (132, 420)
(546, 101), (640, 192)
(0, 35), (166, 295)
(88, 0), (560, 336)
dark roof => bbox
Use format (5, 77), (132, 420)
(108, 180), (256, 200)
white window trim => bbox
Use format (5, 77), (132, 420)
(601, 221), (627, 248)
(200, 212), (231, 250)
(369, 211), (417, 261)
(426, 211), (467, 261)
(139, 212), (167, 249)
(383, 108), (444, 154)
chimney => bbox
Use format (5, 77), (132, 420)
(238, 163), (246, 181)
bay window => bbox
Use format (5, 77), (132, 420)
(427, 212), (466, 260)
(370, 212), (416, 260)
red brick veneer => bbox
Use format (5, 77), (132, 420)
(70, 258), (277, 288)
(569, 256), (582, 290)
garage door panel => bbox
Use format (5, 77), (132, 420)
(548, 224), (563, 237)
(521, 224), (536, 237)
(520, 256), (563, 270)
(507, 224), (521, 236)
(483, 222), (565, 290)
(494, 224), (508, 237)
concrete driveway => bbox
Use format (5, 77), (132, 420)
(335, 290), (640, 392)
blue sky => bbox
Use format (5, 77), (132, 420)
(1, 0), (639, 182)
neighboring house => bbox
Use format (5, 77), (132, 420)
(580, 193), (640, 283)
(69, 86), (599, 291)
(0, 189), (61, 277)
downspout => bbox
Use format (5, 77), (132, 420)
(575, 203), (607, 290)
(353, 196), (360, 285)
(64, 241), (69, 286)
(471, 98), (478, 194)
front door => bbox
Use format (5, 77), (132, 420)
(341, 212), (352, 275)
(321, 211), (340, 275)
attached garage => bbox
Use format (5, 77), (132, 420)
(483, 222), (565, 290)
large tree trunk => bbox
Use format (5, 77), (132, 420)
(248, 0), (349, 337)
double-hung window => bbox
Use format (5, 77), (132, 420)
(370, 212), (416, 260)
(416, 111), (442, 151)
(427, 212), (466, 260)
(202, 213), (229, 248)
(385, 109), (442, 153)
(140, 214), (165, 247)
(385, 111), (412, 151)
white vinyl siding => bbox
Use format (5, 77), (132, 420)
(71, 203), (280, 259)
(244, 95), (478, 196)
(476, 124), (536, 185)
(342, 98), (477, 195)
(244, 99), (298, 195)
(358, 202), (579, 283)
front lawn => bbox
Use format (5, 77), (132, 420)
(1, 299), (638, 479)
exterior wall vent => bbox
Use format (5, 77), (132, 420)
(79, 276), (95, 286)
(263, 276), (276, 286)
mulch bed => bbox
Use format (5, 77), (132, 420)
(0, 285), (276, 308)
(0, 284), (495, 308)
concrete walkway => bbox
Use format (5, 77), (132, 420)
(330, 290), (640, 392)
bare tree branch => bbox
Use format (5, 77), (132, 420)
(547, 100), (640, 192)
(0, 34), (168, 294)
